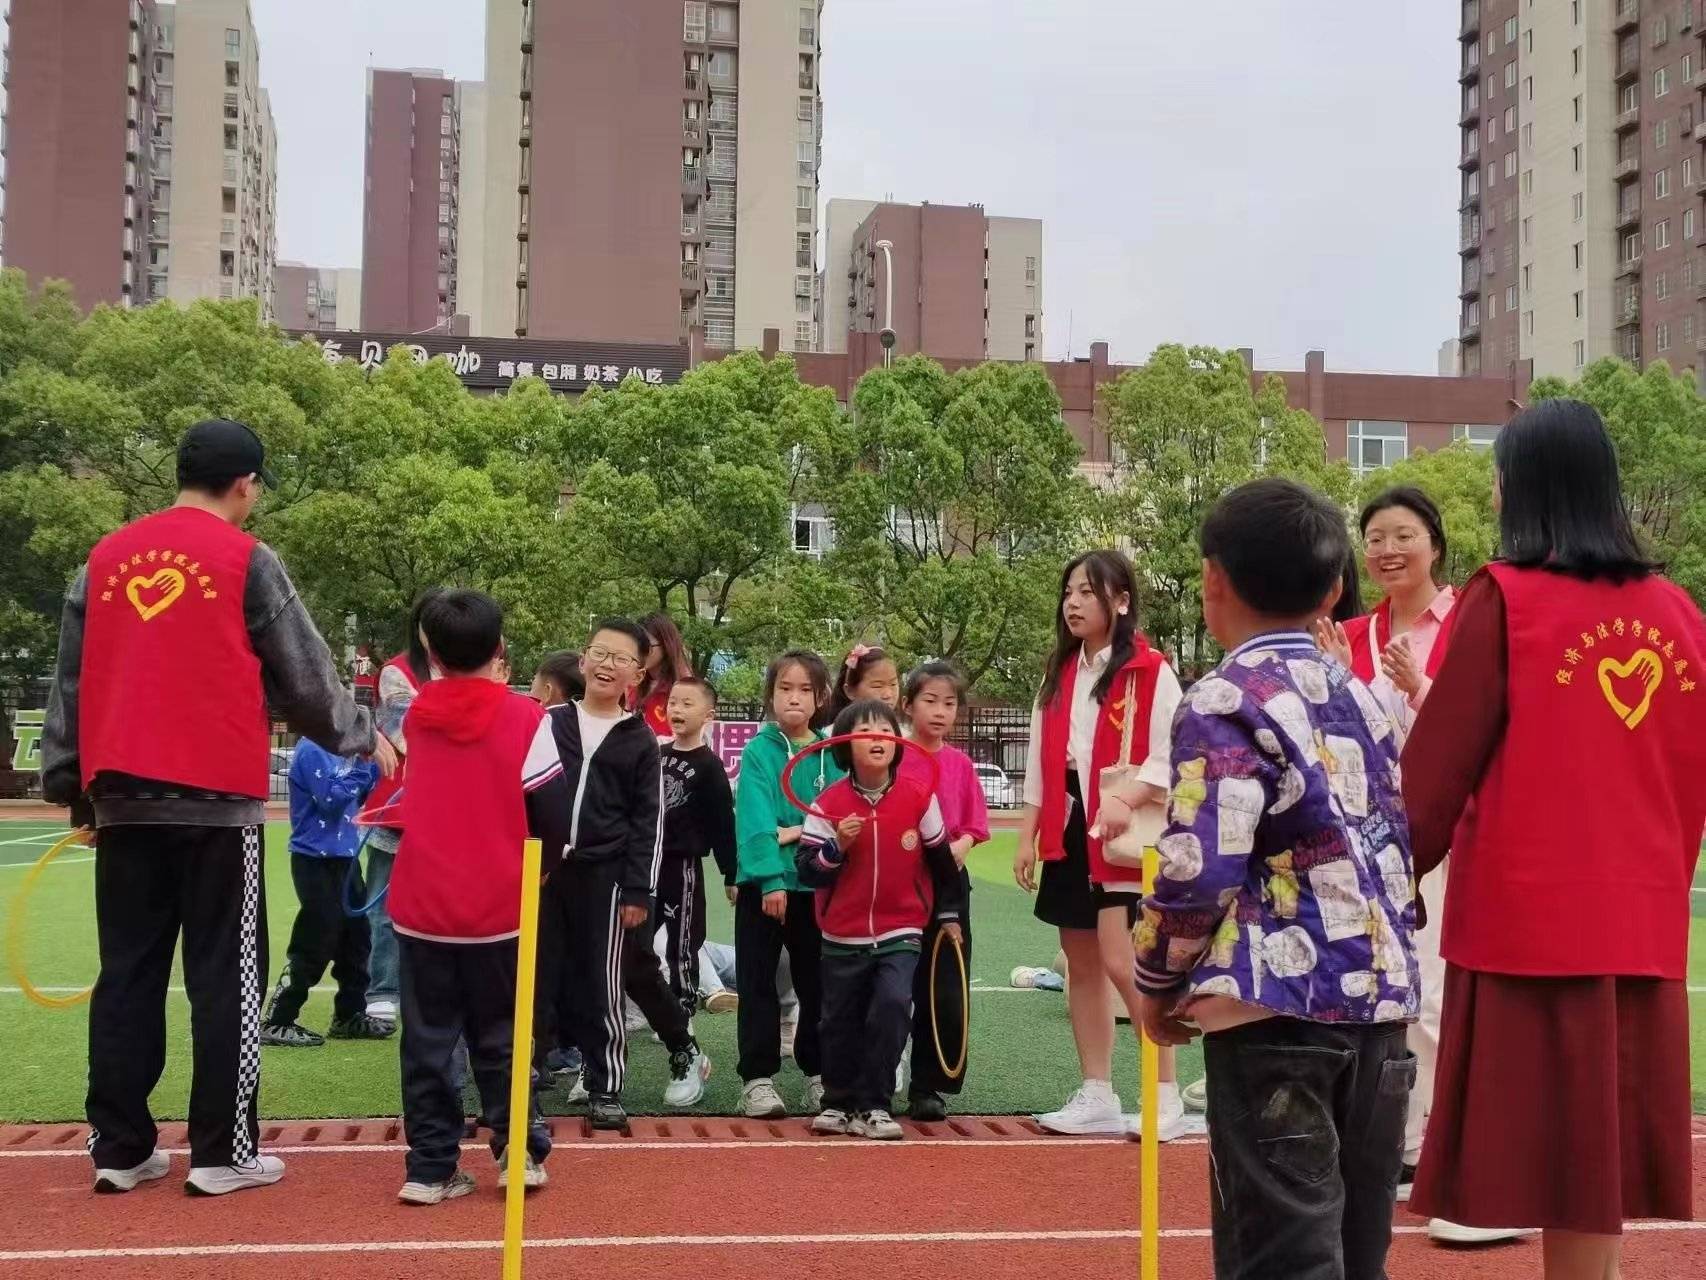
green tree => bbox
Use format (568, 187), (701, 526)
(1355, 442), (1498, 589)
(1100, 344), (1351, 664)
(1530, 358), (1706, 604)
(819, 356), (1092, 699)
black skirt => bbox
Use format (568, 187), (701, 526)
(1034, 772), (1139, 931)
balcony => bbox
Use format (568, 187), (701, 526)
(1614, 0), (1639, 35)
(1459, 191), (1481, 213)
(1616, 297), (1641, 327)
(798, 70), (814, 90)
(1460, 318), (1481, 341)
(682, 164), (703, 194)
(1695, 273), (1706, 299)
(1460, 54), (1480, 85)
(685, 69), (702, 92)
(1616, 254), (1643, 278)
(1460, 96), (1481, 127)
(681, 262), (701, 294)
(683, 119), (703, 145)
(1459, 227), (1482, 254)
(1616, 104), (1641, 132)
(1459, 144), (1480, 171)
(1616, 53), (1640, 84)
(1695, 120), (1706, 142)
(1616, 155), (1641, 181)
(1617, 200), (1642, 230)
(1461, 2), (1479, 40)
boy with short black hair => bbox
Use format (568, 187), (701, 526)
(658, 675), (737, 1021)
(536, 619), (707, 1130)
(1131, 478), (1418, 1279)
(260, 738), (385, 1047)
(389, 589), (569, 1205)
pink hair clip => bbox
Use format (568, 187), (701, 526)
(846, 643), (874, 668)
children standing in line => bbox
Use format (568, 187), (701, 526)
(1131, 480), (1418, 1279)
(798, 699), (965, 1141)
(830, 644), (901, 719)
(658, 675), (738, 1023)
(898, 661), (989, 1120)
(733, 649), (843, 1118)
(534, 621), (708, 1129)
(388, 590), (566, 1205)
(260, 739), (387, 1047)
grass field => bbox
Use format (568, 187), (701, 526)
(2, 819), (1703, 1123)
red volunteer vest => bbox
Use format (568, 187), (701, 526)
(1038, 639), (1164, 885)
(79, 507), (267, 797)
(1444, 563), (1706, 979)
(1342, 594), (1456, 684)
(638, 684), (671, 738)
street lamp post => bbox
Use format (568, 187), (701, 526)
(875, 238), (895, 366)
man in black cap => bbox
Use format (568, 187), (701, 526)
(42, 419), (396, 1198)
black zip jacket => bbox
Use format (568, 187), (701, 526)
(544, 703), (663, 908)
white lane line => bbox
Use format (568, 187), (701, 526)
(0, 854), (92, 870)
(5, 1221), (1706, 1262)
(1, 1134), (1160, 1157)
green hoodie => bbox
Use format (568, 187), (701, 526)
(734, 721), (845, 895)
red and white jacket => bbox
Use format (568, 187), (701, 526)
(795, 771), (966, 948)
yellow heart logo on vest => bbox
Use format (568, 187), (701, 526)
(1597, 648), (1664, 730)
(125, 567), (186, 622)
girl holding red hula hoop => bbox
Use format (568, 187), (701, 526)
(1015, 549), (1194, 1139)
(792, 701), (965, 1141)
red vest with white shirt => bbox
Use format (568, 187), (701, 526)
(1342, 593), (1456, 685)
(1443, 563), (1706, 979)
(78, 507), (268, 797)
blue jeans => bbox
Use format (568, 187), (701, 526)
(364, 843), (399, 1006)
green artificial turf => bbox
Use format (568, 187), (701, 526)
(2, 821), (1702, 1123)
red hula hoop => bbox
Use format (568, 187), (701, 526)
(779, 732), (941, 822)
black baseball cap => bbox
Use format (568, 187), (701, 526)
(176, 418), (278, 489)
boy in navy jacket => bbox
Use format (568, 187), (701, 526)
(261, 738), (387, 1047)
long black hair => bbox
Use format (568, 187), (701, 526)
(1359, 485), (1447, 585)
(637, 611), (690, 705)
(1494, 399), (1657, 582)
(1333, 549), (1364, 623)
(1039, 549), (1140, 707)
(404, 587), (447, 685)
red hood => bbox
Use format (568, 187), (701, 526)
(409, 676), (510, 743)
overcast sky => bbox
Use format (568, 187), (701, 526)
(257, 0), (1458, 374)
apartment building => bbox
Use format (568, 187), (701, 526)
(479, 0), (823, 347)
(1458, 0), (1706, 381)
(0, 0), (276, 316)
(272, 261), (360, 332)
(819, 199), (1043, 360)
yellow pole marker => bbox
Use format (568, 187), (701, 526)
(502, 837), (544, 1280)
(1139, 841), (1160, 1280)
(6, 830), (97, 1009)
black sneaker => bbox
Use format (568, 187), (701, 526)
(327, 1013), (397, 1040)
(909, 1090), (947, 1122)
(260, 1022), (324, 1048)
(588, 1093), (628, 1132)
(1397, 1162), (1418, 1203)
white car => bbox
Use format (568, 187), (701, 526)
(974, 762), (1019, 810)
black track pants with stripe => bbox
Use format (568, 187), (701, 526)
(87, 823), (267, 1172)
(542, 857), (644, 1097)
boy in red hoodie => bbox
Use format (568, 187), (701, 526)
(796, 700), (965, 1141)
(388, 590), (571, 1205)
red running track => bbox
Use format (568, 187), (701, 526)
(1, 1117), (1702, 1279)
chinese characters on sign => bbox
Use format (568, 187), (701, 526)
(296, 330), (686, 393)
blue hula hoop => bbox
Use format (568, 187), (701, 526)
(344, 791), (402, 918)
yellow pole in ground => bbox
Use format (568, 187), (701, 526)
(502, 838), (544, 1280)
(1139, 843), (1160, 1280)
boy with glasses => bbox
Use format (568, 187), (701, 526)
(535, 620), (703, 1129)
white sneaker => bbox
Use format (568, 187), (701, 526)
(497, 1153), (547, 1192)
(741, 1077), (786, 1119)
(1125, 1085), (1189, 1143)
(663, 1047), (711, 1108)
(1035, 1082), (1124, 1135)
(398, 1169), (476, 1205)
(850, 1109), (904, 1141)
(184, 1155), (285, 1197)
(1180, 1077), (1208, 1113)
(805, 1074), (826, 1112)
(811, 1108), (851, 1135)
(93, 1149), (170, 1194)
(567, 1074), (590, 1104)
(365, 999), (398, 1023)
(1427, 1219), (1533, 1245)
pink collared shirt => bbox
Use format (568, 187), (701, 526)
(1369, 584), (1456, 741)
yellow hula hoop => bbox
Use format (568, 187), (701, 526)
(5, 831), (96, 1009)
(928, 926), (970, 1082)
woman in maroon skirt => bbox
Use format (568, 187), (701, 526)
(1403, 398), (1705, 1279)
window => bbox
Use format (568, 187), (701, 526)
(1572, 46), (1582, 74)
(1687, 53), (1696, 82)
(1505, 197), (1516, 221)
(1522, 168), (1532, 196)
(1687, 316), (1696, 345)
(1657, 168), (1672, 198)
(1506, 150), (1518, 177)
(1527, 30), (1534, 54)
(795, 320), (813, 350)
(1522, 263), (1532, 292)
(1025, 255), (1037, 282)
(1525, 75), (1534, 102)
(1573, 191), (1585, 221)
(1656, 16), (1670, 44)
(1657, 218), (1672, 248)
(1658, 322), (1672, 352)
(1658, 271), (1671, 300)
(1488, 293), (1497, 319)
(438, 202), (449, 222)
(1572, 144), (1582, 172)
(710, 4), (737, 37)
(1024, 314), (1038, 338)
(791, 505), (832, 558)
(225, 28), (240, 57)
(1523, 216), (1533, 245)
(1622, 83), (1639, 113)
(799, 4), (816, 43)
(1488, 163), (1497, 189)
(796, 185), (812, 210)
(1624, 231), (1642, 260)
(1688, 157), (1697, 187)
(1571, 0), (1580, 22)
(1686, 259), (1695, 287)
(1488, 117), (1497, 143)
(1522, 122), (1533, 148)
(683, 1), (706, 41)
(1656, 67), (1670, 97)
(1454, 424), (1500, 450)
(1504, 60), (1517, 88)
(1346, 421), (1409, 476)
(1687, 208), (1697, 239)
(1487, 31), (1497, 56)
(1574, 290), (1584, 317)
(1505, 16), (1517, 42)
(1658, 118), (1670, 148)
(1572, 95), (1582, 124)
(1506, 284), (1518, 311)
(1574, 339), (1587, 368)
